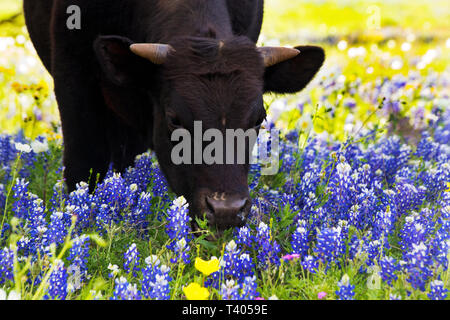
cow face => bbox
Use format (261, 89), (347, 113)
(94, 35), (324, 232)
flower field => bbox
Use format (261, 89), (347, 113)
(0, 0), (450, 300)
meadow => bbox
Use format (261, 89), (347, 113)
(0, 0), (449, 300)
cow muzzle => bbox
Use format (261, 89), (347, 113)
(199, 192), (251, 231)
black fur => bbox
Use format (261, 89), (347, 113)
(24, 0), (325, 230)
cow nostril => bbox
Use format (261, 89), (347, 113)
(206, 194), (248, 216)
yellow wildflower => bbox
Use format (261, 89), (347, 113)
(183, 283), (210, 300)
(194, 257), (220, 276)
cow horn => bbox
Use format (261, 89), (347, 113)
(130, 43), (175, 65)
(258, 47), (300, 67)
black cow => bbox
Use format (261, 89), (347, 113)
(24, 0), (324, 231)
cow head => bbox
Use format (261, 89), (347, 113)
(94, 35), (324, 232)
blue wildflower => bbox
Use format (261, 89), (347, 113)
(379, 256), (400, 286)
(165, 197), (191, 264)
(44, 259), (68, 300)
(0, 246), (14, 285)
(428, 280), (448, 300)
(141, 255), (172, 300)
(111, 277), (141, 300)
(336, 275), (355, 300)
(67, 235), (90, 291)
(124, 243), (141, 276)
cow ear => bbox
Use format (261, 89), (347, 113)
(263, 46), (325, 94)
(94, 35), (151, 87)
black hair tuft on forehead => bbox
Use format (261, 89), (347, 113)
(163, 36), (265, 78)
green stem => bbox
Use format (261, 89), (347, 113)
(171, 262), (185, 300)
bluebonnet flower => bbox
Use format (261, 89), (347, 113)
(48, 180), (67, 212)
(249, 164), (261, 191)
(251, 194), (277, 218)
(93, 173), (131, 231)
(43, 211), (68, 249)
(150, 273), (171, 300)
(260, 189), (285, 212)
(348, 235), (362, 260)
(379, 256), (400, 286)
(220, 279), (240, 300)
(307, 202), (326, 235)
(151, 165), (170, 206)
(124, 152), (154, 192)
(171, 238), (191, 265)
(399, 210), (433, 252)
(294, 166), (321, 208)
(67, 235), (90, 291)
(428, 280), (448, 300)
(367, 136), (411, 184)
(111, 277), (141, 300)
(419, 162), (450, 201)
(301, 255), (319, 274)
(431, 204), (450, 269)
(11, 178), (32, 220)
(314, 225), (345, 269)
(394, 183), (426, 218)
(67, 182), (93, 233)
(0, 246), (14, 285)
(44, 259), (68, 300)
(280, 153), (296, 174)
(373, 206), (394, 239)
(343, 97), (356, 109)
(0, 135), (17, 183)
(97, 173), (138, 211)
(403, 242), (433, 291)
(415, 133), (440, 162)
(220, 276), (259, 300)
(335, 274), (355, 300)
(285, 130), (299, 144)
(235, 226), (253, 248)
(324, 160), (356, 222)
(16, 236), (32, 257)
(207, 240), (255, 288)
(280, 192), (297, 211)
(255, 222), (280, 268)
(124, 243), (141, 276)
(235, 253), (255, 279)
(122, 183), (140, 209)
(95, 204), (112, 233)
(239, 276), (259, 300)
(125, 191), (152, 231)
(165, 197), (191, 264)
(26, 197), (48, 255)
(141, 255), (172, 300)
(291, 219), (309, 257)
(363, 239), (385, 267)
